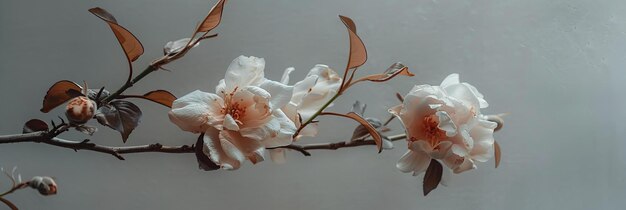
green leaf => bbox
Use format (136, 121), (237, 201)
(95, 100), (142, 142)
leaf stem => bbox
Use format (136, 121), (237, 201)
(294, 91), (341, 137)
(103, 65), (159, 103)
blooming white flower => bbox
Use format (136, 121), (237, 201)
(390, 74), (496, 174)
(168, 55), (297, 170)
(269, 64), (342, 163)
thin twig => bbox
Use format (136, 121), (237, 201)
(0, 132), (193, 160)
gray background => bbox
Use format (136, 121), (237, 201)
(1, 0), (625, 209)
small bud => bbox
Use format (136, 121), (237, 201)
(65, 96), (96, 124)
(28, 176), (57, 196)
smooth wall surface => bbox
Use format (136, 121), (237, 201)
(1, 0), (625, 209)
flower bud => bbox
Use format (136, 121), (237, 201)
(65, 96), (96, 124)
(28, 176), (57, 196)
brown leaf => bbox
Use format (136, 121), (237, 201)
(494, 141), (501, 168)
(120, 90), (177, 108)
(23, 119), (49, 133)
(344, 63), (414, 89)
(195, 133), (220, 171)
(423, 159), (443, 196)
(95, 100), (142, 142)
(89, 7), (144, 62)
(321, 112), (383, 153)
(339, 15), (367, 71)
(196, 0), (227, 33)
(0, 197), (18, 210)
(41, 80), (82, 113)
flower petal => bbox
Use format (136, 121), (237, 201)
(436, 111), (457, 137)
(281, 67), (295, 84)
(440, 73), (460, 88)
(169, 90), (224, 132)
(224, 56), (266, 91)
(260, 80), (294, 110)
(223, 114), (240, 131)
(396, 150), (430, 174)
(203, 128), (240, 170)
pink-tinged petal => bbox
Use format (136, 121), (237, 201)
(223, 114), (240, 131)
(297, 89), (337, 121)
(259, 80), (294, 110)
(440, 73), (460, 88)
(306, 64), (342, 95)
(203, 128), (240, 170)
(240, 116), (280, 141)
(224, 56), (266, 91)
(436, 111), (457, 137)
(396, 150), (430, 174)
(453, 158), (476, 174)
(281, 67), (295, 84)
(269, 148), (287, 164)
(468, 119), (497, 162)
(450, 144), (469, 157)
(220, 130), (265, 164)
(169, 90), (224, 133)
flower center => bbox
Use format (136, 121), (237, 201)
(421, 114), (446, 147)
(222, 87), (246, 123)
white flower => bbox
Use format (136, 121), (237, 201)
(390, 74), (496, 174)
(168, 55), (297, 170)
(269, 64), (342, 163)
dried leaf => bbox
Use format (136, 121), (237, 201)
(195, 133), (220, 171)
(359, 63), (414, 83)
(196, 0), (227, 33)
(95, 100), (142, 142)
(23, 119), (49, 133)
(494, 141), (501, 168)
(423, 159), (443, 196)
(89, 7), (144, 63)
(339, 15), (367, 70)
(351, 101), (366, 116)
(351, 118), (382, 141)
(322, 112), (383, 153)
(0, 197), (18, 210)
(74, 124), (98, 136)
(120, 90), (177, 108)
(41, 80), (82, 113)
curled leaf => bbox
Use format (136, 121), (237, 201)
(119, 90), (177, 108)
(87, 88), (110, 101)
(346, 63), (414, 89)
(89, 8), (144, 62)
(351, 118), (382, 141)
(494, 141), (501, 168)
(0, 197), (18, 210)
(195, 0), (227, 34)
(95, 100), (142, 142)
(339, 15), (366, 70)
(23, 119), (49, 133)
(195, 133), (220, 171)
(423, 159), (443, 196)
(41, 80), (82, 113)
(321, 112), (383, 153)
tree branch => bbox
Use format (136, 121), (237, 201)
(0, 132), (193, 160)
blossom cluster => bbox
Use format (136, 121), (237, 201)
(168, 56), (342, 169)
